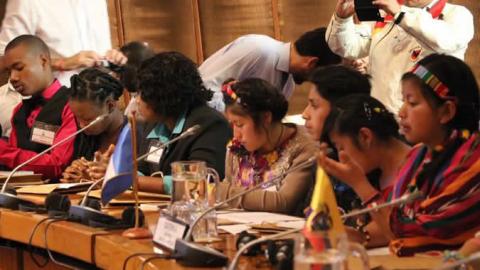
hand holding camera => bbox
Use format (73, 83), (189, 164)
(372, 0), (401, 16)
(335, 0), (356, 19)
(336, 0), (400, 22)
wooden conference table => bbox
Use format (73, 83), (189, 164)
(0, 205), (443, 270)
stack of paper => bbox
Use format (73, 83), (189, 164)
(217, 211), (305, 235)
(0, 171), (45, 186)
(16, 182), (93, 195)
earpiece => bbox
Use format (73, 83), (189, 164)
(81, 205), (145, 229)
(84, 197), (101, 211)
(121, 206), (145, 227)
(236, 230), (294, 269)
(266, 239), (294, 270)
(236, 231), (261, 256)
(45, 192), (71, 218)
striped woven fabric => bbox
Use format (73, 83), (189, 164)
(389, 131), (480, 256)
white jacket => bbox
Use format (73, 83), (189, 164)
(326, 1), (474, 113)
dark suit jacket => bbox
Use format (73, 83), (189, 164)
(138, 104), (232, 179)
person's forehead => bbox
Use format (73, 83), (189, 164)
(5, 44), (36, 63)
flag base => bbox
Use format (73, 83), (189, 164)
(122, 227), (152, 239)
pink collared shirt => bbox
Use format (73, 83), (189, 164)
(0, 80), (77, 179)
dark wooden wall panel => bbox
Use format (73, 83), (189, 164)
(278, 0), (336, 41)
(198, 0), (275, 57)
(118, 0), (198, 62)
(450, 0), (480, 81)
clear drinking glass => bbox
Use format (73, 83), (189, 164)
(170, 161), (220, 242)
(294, 232), (369, 270)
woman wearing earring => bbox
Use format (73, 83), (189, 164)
(216, 78), (317, 214)
(61, 68), (126, 182)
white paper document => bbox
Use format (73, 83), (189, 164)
(217, 211), (304, 224)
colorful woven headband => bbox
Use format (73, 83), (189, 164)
(221, 80), (239, 102)
(411, 64), (451, 99)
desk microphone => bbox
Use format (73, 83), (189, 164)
(341, 189), (424, 219)
(68, 125), (201, 226)
(174, 156), (316, 267)
(136, 125), (201, 161)
(226, 190), (424, 269)
(0, 114), (108, 210)
(434, 251), (480, 270)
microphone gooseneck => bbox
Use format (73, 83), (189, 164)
(1, 114), (108, 193)
(184, 156), (316, 241)
(80, 178), (105, 207)
(136, 125), (201, 162)
(341, 189), (424, 219)
(68, 124), (201, 227)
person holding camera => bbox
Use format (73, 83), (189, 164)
(326, 0), (474, 114)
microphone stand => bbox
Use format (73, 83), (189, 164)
(226, 190), (425, 270)
(173, 157), (316, 268)
(68, 124), (201, 227)
(0, 114), (108, 210)
(184, 156), (316, 241)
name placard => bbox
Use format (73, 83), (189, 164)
(153, 214), (189, 251)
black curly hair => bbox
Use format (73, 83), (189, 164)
(322, 94), (400, 148)
(137, 52), (212, 119)
(224, 78), (288, 127)
(69, 67), (124, 105)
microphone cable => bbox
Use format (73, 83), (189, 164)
(28, 216), (53, 268)
(122, 252), (176, 270)
(43, 218), (76, 269)
(140, 254), (176, 270)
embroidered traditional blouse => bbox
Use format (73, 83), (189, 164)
(217, 125), (317, 214)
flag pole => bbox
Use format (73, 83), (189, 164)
(122, 112), (152, 239)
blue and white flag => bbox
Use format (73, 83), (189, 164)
(101, 124), (133, 205)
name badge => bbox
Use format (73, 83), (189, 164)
(146, 140), (164, 164)
(31, 121), (59, 146)
(153, 213), (189, 251)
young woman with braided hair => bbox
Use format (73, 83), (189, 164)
(60, 68), (126, 183)
(216, 78), (317, 214)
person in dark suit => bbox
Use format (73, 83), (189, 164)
(136, 52), (232, 194)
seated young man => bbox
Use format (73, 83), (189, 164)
(0, 35), (77, 179)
